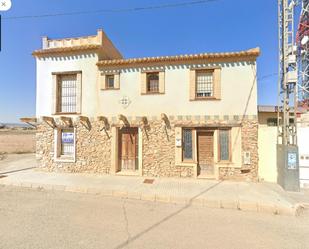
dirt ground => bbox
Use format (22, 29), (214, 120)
(0, 129), (35, 155)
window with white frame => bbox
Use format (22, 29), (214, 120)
(57, 74), (77, 113)
(196, 70), (214, 98)
(55, 128), (75, 160)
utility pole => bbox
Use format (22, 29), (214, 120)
(277, 0), (300, 191)
(297, 0), (309, 101)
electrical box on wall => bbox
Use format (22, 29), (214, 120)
(243, 152), (251, 165)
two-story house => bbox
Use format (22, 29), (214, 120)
(30, 29), (260, 180)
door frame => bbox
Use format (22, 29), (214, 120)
(196, 129), (215, 178)
(118, 127), (139, 173)
(111, 126), (143, 176)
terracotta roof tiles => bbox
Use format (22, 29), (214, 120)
(32, 44), (102, 56)
(96, 47), (260, 66)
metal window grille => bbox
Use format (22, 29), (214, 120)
(219, 130), (230, 161)
(106, 75), (115, 88)
(147, 73), (159, 93)
(58, 74), (77, 113)
(61, 129), (75, 156)
(196, 71), (213, 97)
(183, 129), (193, 160)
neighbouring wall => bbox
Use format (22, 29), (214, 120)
(258, 125), (277, 183)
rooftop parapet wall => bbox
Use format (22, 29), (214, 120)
(42, 29), (104, 49)
(42, 34), (100, 49)
(33, 29), (122, 59)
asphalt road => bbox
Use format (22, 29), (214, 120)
(0, 185), (308, 249)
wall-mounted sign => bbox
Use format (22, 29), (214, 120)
(62, 132), (74, 144)
(287, 152), (297, 169)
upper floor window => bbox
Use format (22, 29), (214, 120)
(100, 73), (120, 90)
(266, 117), (294, 126)
(141, 71), (165, 95)
(267, 118), (277, 126)
(52, 71), (82, 115)
(190, 68), (221, 101)
(106, 75), (115, 89)
(147, 72), (159, 93)
(196, 70), (213, 98)
(57, 74), (77, 113)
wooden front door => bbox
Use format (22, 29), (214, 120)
(197, 131), (214, 176)
(118, 127), (138, 172)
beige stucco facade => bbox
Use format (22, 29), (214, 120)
(258, 121), (278, 182)
(33, 29), (260, 181)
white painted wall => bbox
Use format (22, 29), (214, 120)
(36, 53), (257, 119)
(258, 125), (278, 183)
(298, 126), (309, 188)
(36, 52), (99, 117)
(98, 61), (257, 117)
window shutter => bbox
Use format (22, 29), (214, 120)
(189, 70), (196, 100)
(213, 68), (221, 100)
(76, 73), (82, 114)
(100, 73), (107, 90)
(51, 74), (58, 114)
(114, 73), (120, 89)
(159, 71), (165, 94)
(141, 72), (147, 94)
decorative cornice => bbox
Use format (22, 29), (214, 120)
(97, 47), (261, 67)
(32, 44), (102, 57)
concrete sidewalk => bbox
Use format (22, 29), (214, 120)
(0, 154), (305, 216)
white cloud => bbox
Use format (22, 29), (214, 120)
(0, 0), (12, 11)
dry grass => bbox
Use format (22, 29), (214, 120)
(0, 129), (35, 155)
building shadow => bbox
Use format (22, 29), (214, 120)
(0, 167), (36, 175)
(114, 180), (223, 249)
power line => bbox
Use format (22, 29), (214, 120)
(258, 72), (278, 81)
(3, 0), (219, 20)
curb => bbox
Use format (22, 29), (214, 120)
(0, 181), (301, 216)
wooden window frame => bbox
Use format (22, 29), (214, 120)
(100, 72), (120, 91)
(190, 67), (221, 101)
(195, 69), (215, 100)
(146, 72), (160, 94)
(217, 129), (232, 163)
(105, 74), (115, 89)
(141, 70), (165, 95)
(182, 128), (195, 162)
(53, 71), (82, 115)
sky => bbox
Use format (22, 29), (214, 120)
(0, 0), (285, 123)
